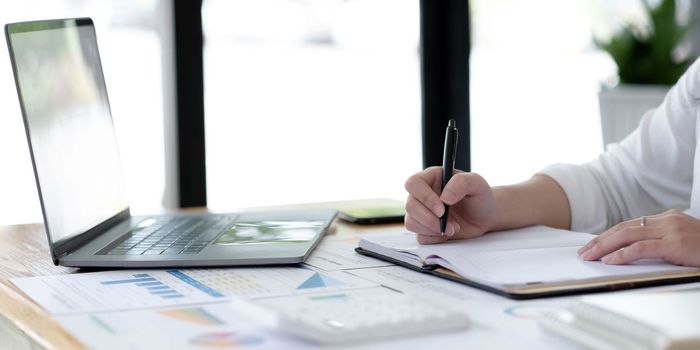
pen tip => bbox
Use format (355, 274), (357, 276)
(448, 119), (456, 127)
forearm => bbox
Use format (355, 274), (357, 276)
(490, 174), (571, 231)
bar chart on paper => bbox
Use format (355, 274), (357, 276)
(10, 270), (226, 315)
(100, 270), (223, 299)
(11, 267), (378, 315)
(100, 273), (188, 300)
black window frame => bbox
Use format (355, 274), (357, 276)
(420, 0), (471, 171)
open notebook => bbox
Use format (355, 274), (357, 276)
(355, 226), (700, 299)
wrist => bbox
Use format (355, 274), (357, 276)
(489, 175), (571, 231)
(490, 185), (521, 231)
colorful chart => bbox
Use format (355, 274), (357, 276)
(296, 272), (344, 289)
(158, 307), (225, 326)
(190, 332), (264, 348)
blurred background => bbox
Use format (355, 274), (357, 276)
(0, 0), (697, 225)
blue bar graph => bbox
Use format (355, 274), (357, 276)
(100, 277), (156, 285)
(150, 289), (179, 295)
(99, 273), (184, 300)
(136, 281), (164, 287)
(162, 294), (184, 299)
(147, 285), (170, 290)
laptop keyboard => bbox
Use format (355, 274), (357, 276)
(103, 216), (236, 256)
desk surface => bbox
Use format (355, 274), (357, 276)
(7, 202), (692, 350)
(0, 210), (400, 350)
(0, 223), (82, 350)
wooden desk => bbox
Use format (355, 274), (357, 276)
(0, 211), (400, 350)
(0, 223), (82, 350)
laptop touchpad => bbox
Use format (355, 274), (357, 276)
(213, 220), (325, 246)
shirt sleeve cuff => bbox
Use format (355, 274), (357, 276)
(537, 163), (608, 234)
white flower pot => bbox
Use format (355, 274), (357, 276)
(598, 84), (670, 149)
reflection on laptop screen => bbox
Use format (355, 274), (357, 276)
(8, 19), (128, 244)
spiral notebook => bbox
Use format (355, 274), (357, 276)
(540, 289), (700, 349)
(355, 226), (700, 299)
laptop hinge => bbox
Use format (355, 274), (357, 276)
(53, 208), (131, 261)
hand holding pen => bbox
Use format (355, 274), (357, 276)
(403, 120), (497, 244)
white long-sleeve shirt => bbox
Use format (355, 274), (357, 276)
(539, 58), (700, 234)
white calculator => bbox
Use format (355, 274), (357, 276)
(229, 287), (470, 344)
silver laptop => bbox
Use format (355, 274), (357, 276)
(5, 18), (336, 268)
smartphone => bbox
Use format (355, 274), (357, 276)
(338, 206), (405, 224)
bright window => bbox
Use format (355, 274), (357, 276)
(470, 0), (616, 186)
(203, 0), (421, 210)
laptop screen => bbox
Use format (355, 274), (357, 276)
(7, 19), (128, 245)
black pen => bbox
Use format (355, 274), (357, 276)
(440, 119), (458, 234)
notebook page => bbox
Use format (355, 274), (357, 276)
(361, 226), (698, 288)
(432, 246), (696, 286)
(423, 226), (593, 255)
(359, 225), (592, 268)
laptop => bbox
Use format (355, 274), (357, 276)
(5, 18), (336, 268)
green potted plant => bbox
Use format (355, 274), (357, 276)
(596, 0), (695, 147)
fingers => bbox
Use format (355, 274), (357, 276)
(600, 240), (667, 265)
(451, 219), (490, 240)
(577, 221), (631, 255)
(597, 209), (700, 266)
(405, 214), (458, 244)
(416, 233), (450, 245)
(579, 209), (695, 266)
(404, 212), (459, 238)
(580, 227), (663, 261)
(577, 237), (599, 255)
(404, 167), (476, 244)
(578, 215), (657, 255)
(405, 167), (444, 217)
(440, 172), (489, 205)
(405, 195), (442, 233)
